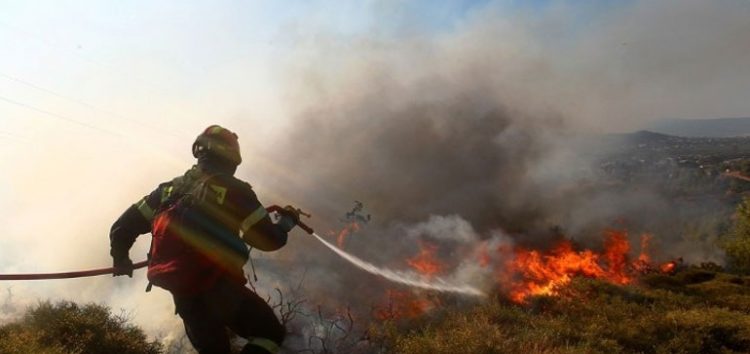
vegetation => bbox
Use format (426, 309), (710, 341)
(4, 269), (750, 354)
(722, 197), (750, 275)
(0, 301), (162, 354)
(372, 268), (750, 354)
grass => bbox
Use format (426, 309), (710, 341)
(372, 267), (750, 354)
(2, 267), (749, 353)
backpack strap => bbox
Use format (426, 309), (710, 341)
(145, 169), (219, 294)
(155, 168), (221, 213)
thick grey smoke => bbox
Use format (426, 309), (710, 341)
(245, 2), (750, 310)
(229, 2), (750, 350)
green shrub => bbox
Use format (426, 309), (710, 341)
(0, 301), (162, 354)
(721, 197), (750, 274)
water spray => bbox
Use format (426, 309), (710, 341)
(267, 205), (486, 297)
(311, 232), (486, 297)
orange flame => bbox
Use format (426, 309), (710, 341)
(328, 222), (361, 249)
(406, 241), (443, 278)
(505, 230), (635, 303)
(660, 260), (678, 274)
(603, 230), (631, 284)
(637, 233), (653, 264)
(631, 234), (680, 275)
(477, 241), (491, 268)
(632, 233), (653, 273)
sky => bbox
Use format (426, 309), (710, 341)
(0, 0), (503, 163)
(0, 0), (749, 348)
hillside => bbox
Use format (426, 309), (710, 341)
(374, 267), (750, 353)
(649, 117), (750, 138)
(4, 266), (749, 353)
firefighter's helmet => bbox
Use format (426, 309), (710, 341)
(192, 125), (242, 165)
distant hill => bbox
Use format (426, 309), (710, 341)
(649, 117), (750, 137)
(618, 130), (673, 144)
(596, 130), (675, 149)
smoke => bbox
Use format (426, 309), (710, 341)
(406, 215), (478, 243)
(0, 120), (193, 347)
(254, 0), (750, 240)
(242, 2), (750, 338)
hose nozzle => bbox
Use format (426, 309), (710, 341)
(267, 205), (315, 235)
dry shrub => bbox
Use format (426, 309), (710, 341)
(373, 274), (750, 354)
(0, 301), (162, 354)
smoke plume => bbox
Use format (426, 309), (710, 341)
(257, 0), (748, 241)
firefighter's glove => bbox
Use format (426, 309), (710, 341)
(276, 206), (300, 233)
(283, 205), (302, 223)
(112, 256), (134, 278)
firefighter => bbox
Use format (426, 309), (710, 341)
(110, 125), (297, 354)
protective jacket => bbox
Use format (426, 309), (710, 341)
(109, 164), (288, 290)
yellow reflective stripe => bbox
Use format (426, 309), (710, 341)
(248, 337), (280, 354)
(135, 198), (155, 221)
(160, 185), (174, 203)
(241, 206), (267, 232)
(209, 184), (227, 205)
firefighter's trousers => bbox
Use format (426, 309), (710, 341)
(173, 277), (285, 354)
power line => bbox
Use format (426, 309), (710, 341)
(0, 130), (30, 143)
(0, 72), (185, 139)
(0, 19), (172, 96)
(0, 72), (120, 117)
(0, 94), (121, 137)
(0, 20), (225, 148)
(0, 20), (193, 138)
(0, 93), (188, 164)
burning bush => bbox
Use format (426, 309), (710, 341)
(363, 223), (750, 353)
(374, 273), (750, 354)
(491, 230), (680, 303)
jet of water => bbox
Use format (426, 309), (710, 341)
(311, 233), (486, 297)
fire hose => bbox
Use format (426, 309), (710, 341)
(0, 205), (311, 282)
(0, 261), (149, 281)
(0, 206), (485, 297)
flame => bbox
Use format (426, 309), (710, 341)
(505, 230), (635, 303)
(603, 230), (631, 284)
(477, 241), (491, 268)
(327, 222), (361, 249)
(632, 233), (653, 273)
(406, 241), (443, 278)
(631, 235), (680, 275)
(660, 260), (678, 274)
(637, 233), (653, 264)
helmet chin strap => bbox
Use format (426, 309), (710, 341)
(192, 138), (211, 158)
(198, 154), (238, 175)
